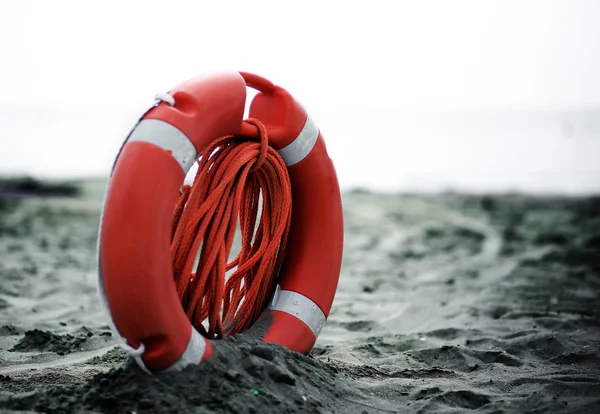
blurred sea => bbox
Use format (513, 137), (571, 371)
(1, 105), (599, 195)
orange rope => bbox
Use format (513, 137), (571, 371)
(170, 119), (292, 339)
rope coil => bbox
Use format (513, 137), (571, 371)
(170, 118), (292, 339)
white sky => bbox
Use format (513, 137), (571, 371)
(1, 0), (600, 193)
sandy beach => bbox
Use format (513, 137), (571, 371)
(0, 180), (599, 413)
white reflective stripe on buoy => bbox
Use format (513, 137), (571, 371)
(268, 285), (327, 337)
(161, 327), (206, 372)
(277, 116), (319, 166)
(127, 119), (197, 173)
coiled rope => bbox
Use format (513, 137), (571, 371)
(170, 119), (292, 339)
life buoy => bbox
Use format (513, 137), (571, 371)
(97, 72), (344, 372)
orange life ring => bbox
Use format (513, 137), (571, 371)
(97, 72), (344, 372)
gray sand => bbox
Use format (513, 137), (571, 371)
(0, 181), (599, 413)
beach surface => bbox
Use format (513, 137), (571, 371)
(0, 180), (599, 413)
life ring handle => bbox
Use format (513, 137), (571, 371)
(240, 71), (277, 94)
(237, 72), (307, 148)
